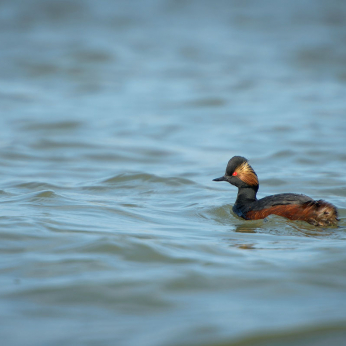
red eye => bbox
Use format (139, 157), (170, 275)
(232, 172), (238, 176)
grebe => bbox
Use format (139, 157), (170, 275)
(213, 156), (338, 227)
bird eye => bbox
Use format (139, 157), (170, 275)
(232, 172), (238, 176)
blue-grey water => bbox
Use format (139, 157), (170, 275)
(1, 0), (346, 345)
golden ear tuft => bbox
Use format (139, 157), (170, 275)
(234, 161), (258, 186)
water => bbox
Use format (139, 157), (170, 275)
(1, 0), (346, 345)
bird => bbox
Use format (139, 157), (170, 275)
(213, 156), (338, 227)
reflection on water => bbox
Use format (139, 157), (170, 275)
(1, 0), (346, 345)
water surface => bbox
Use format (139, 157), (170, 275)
(1, 0), (346, 345)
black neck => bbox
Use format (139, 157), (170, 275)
(235, 186), (258, 206)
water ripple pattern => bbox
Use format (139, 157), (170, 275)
(0, 0), (346, 346)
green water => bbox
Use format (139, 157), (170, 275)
(1, 0), (346, 345)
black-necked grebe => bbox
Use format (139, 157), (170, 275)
(213, 156), (338, 227)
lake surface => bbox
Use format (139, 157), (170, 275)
(1, 0), (346, 345)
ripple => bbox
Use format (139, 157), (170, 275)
(233, 324), (346, 346)
(185, 97), (227, 108)
(270, 150), (296, 159)
(20, 120), (82, 132)
(93, 173), (197, 188)
(10, 182), (63, 191)
(1, 189), (77, 207)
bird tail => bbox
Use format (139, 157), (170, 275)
(302, 200), (339, 227)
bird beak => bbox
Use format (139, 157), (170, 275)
(213, 176), (226, 182)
